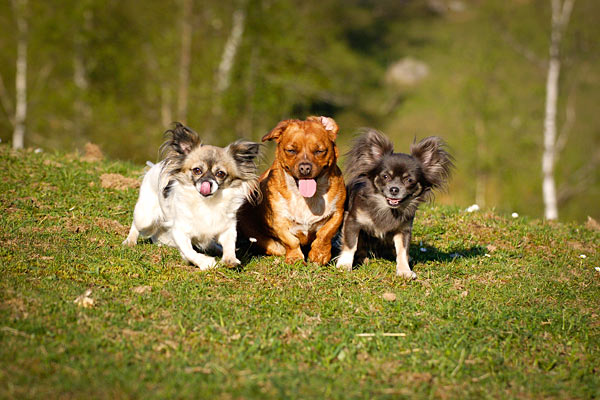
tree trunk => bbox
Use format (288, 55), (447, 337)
(215, 8), (246, 95)
(542, 0), (574, 220)
(73, 7), (92, 141)
(12, 0), (28, 150)
(209, 5), (247, 136)
(177, 0), (192, 122)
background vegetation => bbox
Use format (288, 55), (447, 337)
(1, 0), (599, 221)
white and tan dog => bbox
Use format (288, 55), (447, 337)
(123, 123), (260, 270)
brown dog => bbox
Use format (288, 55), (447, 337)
(238, 116), (345, 264)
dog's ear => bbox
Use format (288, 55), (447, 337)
(344, 129), (394, 182)
(227, 140), (261, 204)
(227, 140), (260, 167)
(262, 120), (293, 143)
(411, 136), (453, 189)
(164, 122), (200, 155)
(308, 115), (339, 141)
(361, 129), (394, 162)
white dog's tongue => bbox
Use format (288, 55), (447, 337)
(200, 181), (211, 195)
(298, 179), (317, 198)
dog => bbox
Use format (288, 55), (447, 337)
(123, 122), (260, 270)
(238, 116), (346, 265)
(335, 129), (452, 278)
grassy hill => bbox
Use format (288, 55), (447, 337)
(1, 144), (599, 399)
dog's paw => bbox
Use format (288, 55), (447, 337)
(284, 248), (305, 264)
(221, 256), (241, 267)
(335, 252), (354, 271)
(308, 248), (331, 265)
(397, 269), (417, 280)
(194, 256), (218, 271)
(122, 238), (136, 247)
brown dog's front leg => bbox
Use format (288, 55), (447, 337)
(308, 207), (344, 265)
(270, 220), (304, 263)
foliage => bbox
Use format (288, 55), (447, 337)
(0, 0), (598, 221)
(1, 145), (599, 398)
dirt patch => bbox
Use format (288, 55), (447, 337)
(100, 173), (140, 190)
(95, 217), (128, 236)
(64, 218), (89, 234)
(42, 159), (63, 168)
(586, 216), (600, 231)
(81, 143), (104, 162)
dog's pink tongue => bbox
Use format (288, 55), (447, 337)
(200, 181), (211, 195)
(298, 179), (317, 198)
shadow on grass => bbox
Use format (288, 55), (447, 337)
(343, 243), (487, 267)
(409, 244), (487, 264)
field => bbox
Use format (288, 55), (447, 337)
(1, 144), (599, 399)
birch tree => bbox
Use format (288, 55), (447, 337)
(207, 3), (247, 137)
(12, 0), (28, 149)
(177, 0), (192, 122)
(542, 0), (575, 220)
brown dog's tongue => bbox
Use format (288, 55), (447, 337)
(298, 179), (317, 197)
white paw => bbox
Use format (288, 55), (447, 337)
(397, 269), (417, 280)
(122, 237), (136, 247)
(336, 252), (354, 271)
(221, 256), (241, 267)
(194, 256), (218, 271)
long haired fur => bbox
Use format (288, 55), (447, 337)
(123, 122), (260, 270)
(336, 129), (453, 279)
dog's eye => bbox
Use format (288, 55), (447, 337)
(215, 170), (227, 179)
(405, 177), (415, 185)
(382, 174), (390, 181)
(314, 149), (326, 156)
(285, 149), (297, 155)
(192, 167), (202, 175)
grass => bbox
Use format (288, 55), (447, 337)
(1, 144), (599, 399)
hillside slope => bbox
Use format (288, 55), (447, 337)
(1, 145), (599, 399)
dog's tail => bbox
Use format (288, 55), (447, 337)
(344, 129), (394, 183)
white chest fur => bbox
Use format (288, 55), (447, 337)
(165, 182), (244, 245)
(277, 172), (339, 236)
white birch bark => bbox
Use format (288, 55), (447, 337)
(12, 0), (28, 150)
(177, 0), (192, 122)
(206, 4), (247, 138)
(215, 8), (246, 95)
(542, 0), (574, 220)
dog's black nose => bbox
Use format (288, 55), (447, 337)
(389, 186), (400, 195)
(299, 163), (312, 176)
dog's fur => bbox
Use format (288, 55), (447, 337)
(238, 116), (346, 264)
(123, 123), (260, 270)
(336, 129), (452, 278)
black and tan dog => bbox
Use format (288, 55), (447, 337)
(336, 129), (452, 278)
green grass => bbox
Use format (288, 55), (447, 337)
(1, 144), (599, 399)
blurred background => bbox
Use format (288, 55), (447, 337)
(1, 0), (598, 222)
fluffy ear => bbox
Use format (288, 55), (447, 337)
(227, 140), (260, 169)
(344, 129), (394, 182)
(163, 122), (200, 155)
(307, 115), (339, 141)
(411, 136), (453, 189)
(227, 140), (261, 204)
(262, 120), (294, 143)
